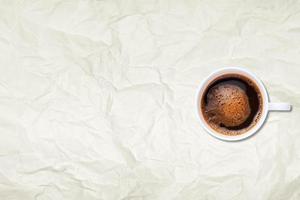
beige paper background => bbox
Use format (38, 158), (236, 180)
(0, 0), (299, 199)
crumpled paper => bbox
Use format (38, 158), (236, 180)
(0, 0), (300, 199)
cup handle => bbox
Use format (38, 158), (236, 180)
(268, 103), (292, 111)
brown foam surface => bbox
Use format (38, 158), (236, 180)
(201, 74), (263, 136)
(205, 81), (251, 127)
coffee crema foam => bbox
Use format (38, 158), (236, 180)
(200, 74), (263, 136)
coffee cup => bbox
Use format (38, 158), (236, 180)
(196, 67), (292, 141)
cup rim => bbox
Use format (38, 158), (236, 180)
(195, 67), (269, 141)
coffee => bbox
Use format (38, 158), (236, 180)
(201, 74), (263, 136)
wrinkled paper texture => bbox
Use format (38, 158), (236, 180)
(0, 0), (300, 199)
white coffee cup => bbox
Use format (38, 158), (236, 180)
(196, 67), (291, 141)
